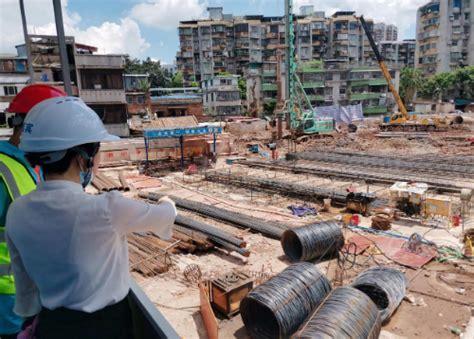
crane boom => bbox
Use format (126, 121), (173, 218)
(359, 15), (408, 118)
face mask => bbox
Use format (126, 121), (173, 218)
(80, 169), (93, 188)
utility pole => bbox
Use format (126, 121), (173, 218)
(19, 0), (34, 83)
(52, 0), (73, 95)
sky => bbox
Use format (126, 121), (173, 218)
(0, 0), (428, 64)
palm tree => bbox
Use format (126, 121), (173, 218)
(137, 78), (152, 118)
(400, 67), (423, 107)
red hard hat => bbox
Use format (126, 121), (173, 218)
(7, 84), (67, 114)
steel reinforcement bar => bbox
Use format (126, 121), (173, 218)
(287, 151), (474, 177)
(139, 192), (287, 239)
(204, 171), (384, 208)
(235, 159), (469, 193)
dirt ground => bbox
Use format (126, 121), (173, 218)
(102, 114), (474, 338)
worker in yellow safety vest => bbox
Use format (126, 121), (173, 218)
(0, 84), (67, 338)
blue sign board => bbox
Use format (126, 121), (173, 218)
(144, 126), (222, 139)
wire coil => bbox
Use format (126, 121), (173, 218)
(281, 221), (344, 262)
(240, 262), (332, 339)
(294, 286), (381, 339)
(351, 266), (407, 323)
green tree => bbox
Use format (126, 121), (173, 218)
(453, 66), (474, 99)
(124, 57), (172, 88)
(190, 81), (199, 88)
(399, 67), (423, 106)
(172, 71), (184, 87)
(301, 59), (323, 70)
(137, 78), (152, 116)
(420, 71), (456, 101)
(238, 77), (247, 100)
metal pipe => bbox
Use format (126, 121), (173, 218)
(52, 0), (72, 95)
(19, 0), (34, 83)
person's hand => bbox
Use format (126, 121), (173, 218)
(158, 196), (175, 206)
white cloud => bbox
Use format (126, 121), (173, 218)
(295, 0), (427, 39)
(0, 0), (150, 57)
(130, 0), (207, 30)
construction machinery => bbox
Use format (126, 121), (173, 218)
(359, 16), (451, 132)
(284, 0), (335, 136)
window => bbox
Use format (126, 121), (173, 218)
(80, 69), (124, 90)
(137, 96), (145, 104)
(3, 86), (17, 96)
(340, 87), (346, 94)
(126, 96), (133, 104)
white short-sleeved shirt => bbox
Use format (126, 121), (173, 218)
(6, 180), (176, 317)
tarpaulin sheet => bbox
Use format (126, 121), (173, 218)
(314, 103), (364, 124)
(348, 234), (437, 269)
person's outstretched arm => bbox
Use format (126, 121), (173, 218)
(107, 192), (177, 239)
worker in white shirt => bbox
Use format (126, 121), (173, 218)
(5, 97), (177, 339)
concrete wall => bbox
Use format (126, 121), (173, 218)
(98, 134), (234, 163)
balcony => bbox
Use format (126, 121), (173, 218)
(350, 79), (387, 87)
(363, 106), (387, 115)
(307, 95), (324, 101)
(75, 54), (124, 69)
(263, 70), (276, 77)
(302, 81), (324, 89)
(262, 83), (278, 91)
(80, 89), (126, 104)
(350, 92), (383, 101)
(263, 97), (277, 104)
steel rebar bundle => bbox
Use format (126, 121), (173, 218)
(240, 262), (332, 339)
(139, 192), (287, 239)
(294, 287), (381, 339)
(288, 151), (474, 177)
(175, 215), (246, 248)
(281, 221), (344, 263)
(235, 158), (468, 193)
(351, 266), (408, 323)
(205, 171), (379, 206)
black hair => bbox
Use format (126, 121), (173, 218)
(26, 142), (100, 175)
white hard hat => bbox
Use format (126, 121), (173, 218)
(20, 96), (119, 153)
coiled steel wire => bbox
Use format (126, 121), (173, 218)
(351, 266), (407, 323)
(240, 262), (331, 339)
(294, 287), (381, 339)
(140, 192), (287, 239)
(281, 221), (344, 262)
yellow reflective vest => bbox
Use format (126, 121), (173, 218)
(0, 153), (37, 295)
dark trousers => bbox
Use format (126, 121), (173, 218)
(35, 294), (133, 339)
(0, 334), (19, 339)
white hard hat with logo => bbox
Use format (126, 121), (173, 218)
(20, 96), (119, 153)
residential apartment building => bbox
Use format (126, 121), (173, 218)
(124, 73), (149, 115)
(202, 75), (242, 116)
(386, 25), (399, 41)
(327, 11), (376, 66)
(298, 61), (400, 116)
(415, 0), (474, 76)
(14, 35), (129, 136)
(379, 39), (416, 68)
(374, 23), (399, 43)
(15, 35), (81, 95)
(177, 8), (380, 84)
(0, 54), (29, 116)
(75, 53), (129, 137)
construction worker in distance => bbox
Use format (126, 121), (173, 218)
(5, 96), (177, 338)
(0, 84), (67, 339)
